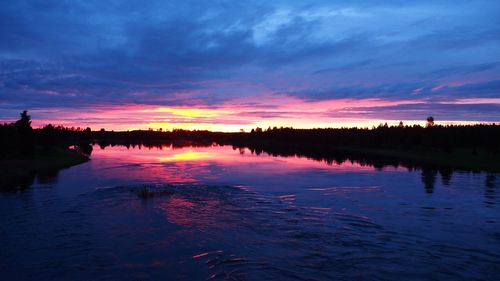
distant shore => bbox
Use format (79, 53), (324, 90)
(0, 148), (89, 190)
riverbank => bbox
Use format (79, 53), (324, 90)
(337, 146), (500, 172)
(0, 148), (89, 190)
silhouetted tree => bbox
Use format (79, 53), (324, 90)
(15, 110), (32, 135)
(14, 110), (34, 154)
(426, 116), (435, 128)
(40, 124), (56, 149)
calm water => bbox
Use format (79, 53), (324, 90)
(1, 145), (499, 280)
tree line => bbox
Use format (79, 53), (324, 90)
(0, 111), (92, 157)
(230, 122), (500, 152)
(2, 111), (499, 158)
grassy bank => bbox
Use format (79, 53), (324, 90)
(0, 148), (89, 190)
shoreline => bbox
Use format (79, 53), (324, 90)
(0, 148), (89, 190)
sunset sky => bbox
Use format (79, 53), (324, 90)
(1, 0), (499, 131)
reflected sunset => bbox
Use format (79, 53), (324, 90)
(92, 144), (398, 185)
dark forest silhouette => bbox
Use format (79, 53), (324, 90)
(0, 111), (92, 158)
(1, 111), (499, 161)
(2, 111), (499, 158)
(0, 111), (92, 190)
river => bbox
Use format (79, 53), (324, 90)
(1, 144), (499, 280)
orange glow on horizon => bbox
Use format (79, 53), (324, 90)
(19, 96), (498, 132)
(137, 107), (234, 118)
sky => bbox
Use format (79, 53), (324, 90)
(1, 0), (499, 131)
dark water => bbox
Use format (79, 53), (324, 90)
(1, 145), (499, 280)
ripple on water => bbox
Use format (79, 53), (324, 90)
(2, 182), (500, 281)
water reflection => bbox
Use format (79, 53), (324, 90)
(119, 182), (500, 280)
(1, 143), (499, 280)
(439, 168), (453, 186)
(36, 169), (59, 185)
(485, 174), (497, 207)
(91, 142), (496, 196)
(1, 144), (91, 191)
(153, 185), (255, 229)
(0, 172), (35, 191)
(73, 142), (93, 156)
(0, 169), (60, 191)
(137, 184), (396, 280)
(421, 167), (438, 193)
(2, 142), (498, 203)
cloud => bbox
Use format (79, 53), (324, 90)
(1, 0), (500, 127)
(334, 102), (500, 121)
(282, 79), (500, 102)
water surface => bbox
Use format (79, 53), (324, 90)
(1, 144), (499, 280)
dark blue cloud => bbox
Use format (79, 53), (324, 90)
(335, 103), (500, 122)
(284, 79), (500, 101)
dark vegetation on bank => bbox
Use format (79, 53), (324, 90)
(1, 111), (499, 190)
(0, 111), (91, 190)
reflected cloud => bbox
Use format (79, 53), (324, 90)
(158, 151), (214, 162)
(157, 195), (226, 228)
(86, 143), (498, 197)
